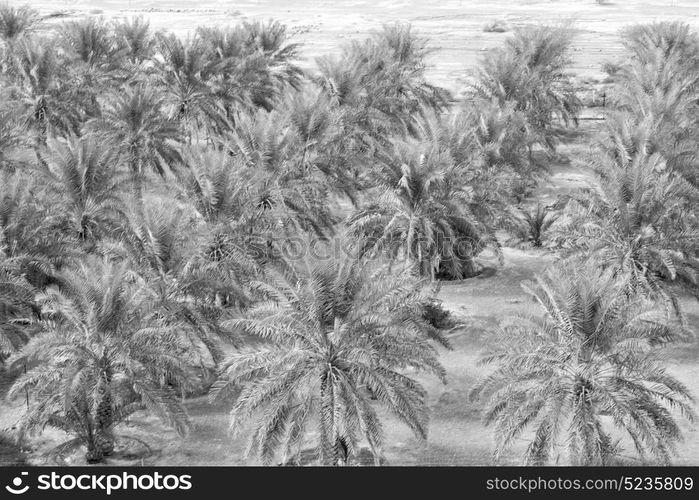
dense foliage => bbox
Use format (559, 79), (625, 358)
(0, 3), (695, 466)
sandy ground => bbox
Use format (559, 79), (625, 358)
(9, 0), (699, 92)
(2, 136), (697, 465)
(1, 0), (698, 466)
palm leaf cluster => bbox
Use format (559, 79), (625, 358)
(471, 24), (580, 154)
(553, 22), (699, 304)
(211, 253), (447, 465)
(473, 22), (699, 466)
(0, 5), (694, 468)
(0, 11), (458, 464)
(7, 260), (198, 462)
(472, 261), (695, 465)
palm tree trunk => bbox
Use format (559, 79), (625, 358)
(95, 368), (115, 457)
(131, 151), (145, 214)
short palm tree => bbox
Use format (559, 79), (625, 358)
(7, 259), (197, 463)
(154, 33), (219, 142)
(471, 260), (695, 465)
(211, 252), (447, 465)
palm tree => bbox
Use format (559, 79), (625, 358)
(472, 24), (580, 152)
(348, 141), (500, 279)
(36, 136), (129, 247)
(507, 203), (558, 248)
(237, 20), (304, 110)
(611, 23), (699, 188)
(10, 39), (84, 152)
(465, 100), (534, 195)
(154, 33), (219, 142)
(621, 21), (699, 66)
(553, 148), (699, 309)
(194, 21), (303, 118)
(471, 260), (695, 465)
(59, 17), (118, 119)
(316, 24), (450, 147)
(0, 247), (34, 359)
(109, 200), (241, 364)
(0, 102), (27, 171)
(0, 3), (37, 53)
(7, 259), (197, 463)
(180, 148), (260, 298)
(87, 84), (184, 205)
(211, 252), (447, 465)
(60, 17), (114, 69)
(112, 16), (155, 69)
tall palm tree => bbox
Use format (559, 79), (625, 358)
(60, 17), (114, 69)
(471, 260), (695, 465)
(621, 21), (699, 67)
(348, 141), (500, 279)
(7, 259), (197, 462)
(237, 20), (304, 110)
(194, 21), (303, 119)
(36, 136), (129, 247)
(211, 252), (447, 465)
(180, 148), (260, 295)
(88, 84), (184, 205)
